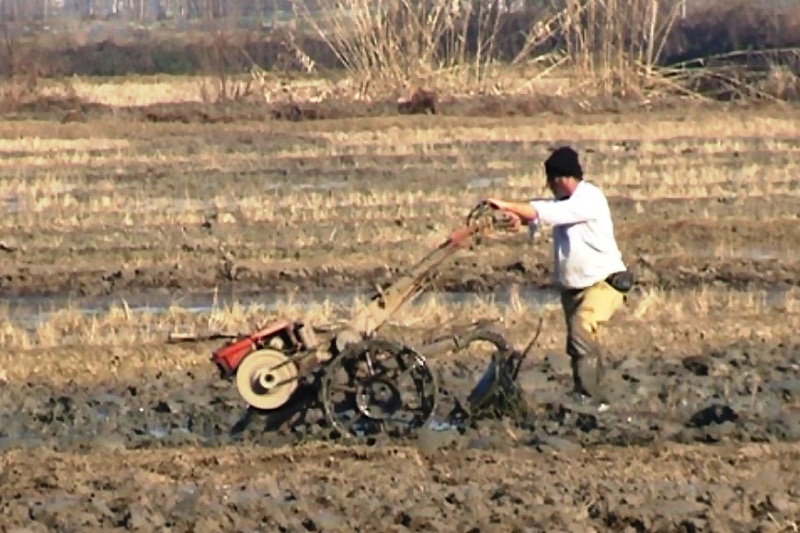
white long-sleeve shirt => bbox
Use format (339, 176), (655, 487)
(529, 181), (626, 290)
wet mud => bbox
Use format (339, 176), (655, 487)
(3, 336), (799, 453)
(1, 334), (800, 530)
(3, 440), (799, 533)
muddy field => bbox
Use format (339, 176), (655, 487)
(1, 101), (800, 531)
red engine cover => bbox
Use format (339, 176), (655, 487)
(210, 320), (293, 375)
(211, 337), (256, 375)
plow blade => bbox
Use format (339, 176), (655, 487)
(448, 317), (543, 423)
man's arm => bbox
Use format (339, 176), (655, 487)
(531, 194), (596, 226)
(490, 200), (538, 223)
(487, 194), (596, 226)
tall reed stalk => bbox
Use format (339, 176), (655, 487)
(559, 0), (682, 98)
(288, 0), (684, 100)
(289, 0), (553, 96)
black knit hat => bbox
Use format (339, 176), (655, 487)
(544, 146), (583, 180)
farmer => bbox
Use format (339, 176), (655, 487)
(482, 146), (633, 407)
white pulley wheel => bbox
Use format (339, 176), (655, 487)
(235, 349), (299, 410)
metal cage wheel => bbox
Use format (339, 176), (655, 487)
(320, 338), (438, 439)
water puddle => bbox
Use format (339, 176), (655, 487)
(2, 286), (560, 329)
(146, 425), (176, 440)
(288, 180), (349, 192)
(1, 182), (80, 214)
(736, 247), (800, 262)
(86, 393), (128, 423)
(0, 435), (45, 451)
(6, 282), (797, 330)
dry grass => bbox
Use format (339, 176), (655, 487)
(289, 0), (553, 97)
(2, 0), (798, 111)
(1, 286), (798, 352)
(282, 0), (735, 102)
(1, 158), (799, 233)
(43, 74), (331, 107)
(55, 76), (220, 107)
(307, 119), (800, 146)
(1, 285), (799, 387)
(2, 108), (798, 148)
(0, 110), (799, 234)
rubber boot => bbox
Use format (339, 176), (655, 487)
(574, 354), (606, 402)
(567, 329), (608, 404)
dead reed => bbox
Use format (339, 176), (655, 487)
(1, 286), (797, 351)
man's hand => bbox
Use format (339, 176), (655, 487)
(481, 198), (523, 233)
(481, 197), (538, 224)
(484, 198), (510, 211)
(494, 210), (522, 232)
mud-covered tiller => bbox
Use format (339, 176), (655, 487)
(169, 202), (539, 439)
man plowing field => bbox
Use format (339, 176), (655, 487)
(176, 147), (633, 439)
(482, 146), (635, 410)
(169, 191), (535, 440)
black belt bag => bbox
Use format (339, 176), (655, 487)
(605, 270), (635, 293)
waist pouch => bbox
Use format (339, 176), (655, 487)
(605, 270), (635, 293)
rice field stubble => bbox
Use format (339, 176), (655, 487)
(2, 104), (800, 531)
(2, 107), (800, 298)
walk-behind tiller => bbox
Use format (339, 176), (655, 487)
(170, 202), (538, 439)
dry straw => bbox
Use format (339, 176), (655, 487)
(1, 286), (798, 350)
(285, 0), (689, 100)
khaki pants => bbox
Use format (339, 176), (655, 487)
(560, 280), (625, 401)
